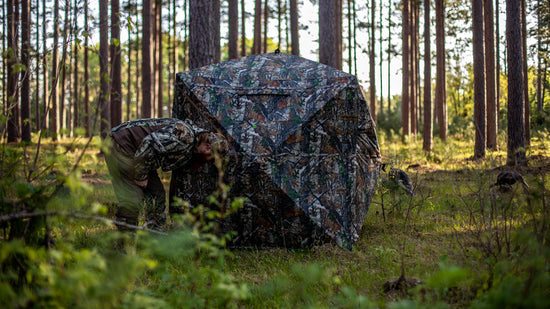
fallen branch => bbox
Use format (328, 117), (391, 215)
(0, 210), (167, 235)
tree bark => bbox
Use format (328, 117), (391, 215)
(7, 0), (20, 142)
(35, 0), (41, 132)
(370, 0), (376, 123)
(521, 0), (530, 146)
(496, 0), (500, 122)
(142, 0), (152, 117)
(99, 0), (110, 138)
(506, 0), (526, 166)
(241, 0), (246, 56)
(84, 0), (89, 136)
(156, 0), (163, 117)
(72, 0), (79, 135)
(473, 0), (486, 159)
(59, 0), (70, 138)
(135, 0), (141, 117)
(536, 0), (543, 114)
(21, 0), (30, 141)
(189, 0), (220, 69)
(379, 0), (383, 116)
(347, 0), (353, 74)
(263, 0), (268, 53)
(319, 0), (338, 68)
(423, 0), (432, 152)
(111, 0), (122, 126)
(402, 0), (410, 136)
(50, 0), (59, 140)
(335, 0), (342, 70)
(42, 0), (48, 132)
(290, 0), (299, 55)
(277, 0), (282, 50)
(435, 0), (446, 140)
(229, 0), (239, 59)
(387, 0), (391, 115)
(127, 14), (132, 121)
(410, 1), (417, 134)
(485, 0), (497, 150)
(253, 0), (262, 54)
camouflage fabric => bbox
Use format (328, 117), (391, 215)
(110, 118), (208, 181)
(171, 52), (381, 249)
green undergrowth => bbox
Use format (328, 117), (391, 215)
(1, 132), (549, 308)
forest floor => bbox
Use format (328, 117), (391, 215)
(2, 133), (549, 308)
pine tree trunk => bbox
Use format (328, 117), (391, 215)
(151, 1), (157, 117)
(35, 0), (40, 131)
(536, 0), (542, 114)
(42, 0), (49, 132)
(135, 0), (141, 117)
(277, 0), (281, 50)
(189, 0), (220, 69)
(253, 0), (262, 54)
(142, 0), (152, 117)
(213, 1), (220, 59)
(485, 0), (497, 150)
(319, 0), (338, 68)
(50, 0), (59, 140)
(229, 0), (238, 58)
(84, 0), (89, 136)
(21, 0), (30, 141)
(423, 0), (432, 152)
(72, 0), (79, 135)
(352, 0), (357, 76)
(496, 0), (500, 122)
(99, 0), (110, 137)
(7, 0), (21, 142)
(379, 0), (383, 116)
(263, 0), (268, 53)
(335, 0), (342, 70)
(156, 0), (163, 117)
(435, 0), (446, 140)
(111, 0), (122, 126)
(170, 0), (176, 114)
(387, 0), (391, 115)
(2, 0), (6, 129)
(347, 0), (352, 74)
(290, 0), (299, 55)
(241, 0), (246, 56)
(369, 0), (376, 123)
(521, 0), (530, 146)
(473, 0), (486, 159)
(59, 0), (70, 138)
(409, 1), (418, 135)
(506, 0), (526, 166)
(127, 19), (132, 121)
(401, 0), (410, 136)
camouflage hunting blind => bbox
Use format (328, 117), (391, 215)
(170, 52), (381, 249)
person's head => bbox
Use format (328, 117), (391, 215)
(195, 132), (229, 161)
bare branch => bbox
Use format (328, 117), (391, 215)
(0, 210), (167, 236)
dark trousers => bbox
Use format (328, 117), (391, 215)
(105, 139), (166, 230)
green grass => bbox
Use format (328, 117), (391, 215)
(1, 133), (549, 308)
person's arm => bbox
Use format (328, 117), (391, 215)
(133, 135), (162, 181)
(133, 121), (198, 180)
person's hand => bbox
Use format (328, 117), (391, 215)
(135, 179), (148, 188)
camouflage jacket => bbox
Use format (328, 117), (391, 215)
(110, 118), (208, 181)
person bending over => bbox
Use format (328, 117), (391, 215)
(105, 118), (228, 231)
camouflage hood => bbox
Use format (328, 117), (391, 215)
(171, 52), (381, 249)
